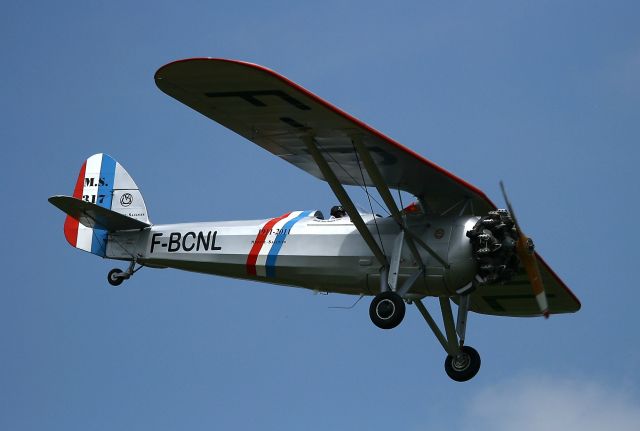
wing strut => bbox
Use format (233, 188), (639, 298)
(304, 136), (389, 268)
(351, 138), (449, 269)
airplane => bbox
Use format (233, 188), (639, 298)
(49, 58), (581, 382)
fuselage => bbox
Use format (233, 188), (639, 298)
(106, 211), (479, 297)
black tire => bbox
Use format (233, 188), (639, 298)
(107, 268), (124, 286)
(369, 291), (406, 329)
(444, 346), (481, 382)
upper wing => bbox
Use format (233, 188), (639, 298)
(154, 57), (580, 316)
(154, 58), (496, 216)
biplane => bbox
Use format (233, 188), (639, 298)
(49, 58), (580, 381)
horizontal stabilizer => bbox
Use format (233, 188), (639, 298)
(49, 195), (150, 232)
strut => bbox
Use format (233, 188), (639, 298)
(304, 136), (388, 268)
(352, 137), (449, 269)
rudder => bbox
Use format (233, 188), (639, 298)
(63, 153), (150, 257)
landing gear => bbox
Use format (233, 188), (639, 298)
(444, 346), (481, 382)
(107, 268), (125, 286)
(106, 259), (142, 287)
(369, 291), (405, 329)
(414, 295), (482, 382)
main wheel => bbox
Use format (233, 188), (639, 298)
(444, 345), (481, 382)
(107, 268), (124, 287)
(369, 291), (406, 329)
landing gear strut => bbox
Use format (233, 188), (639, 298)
(107, 259), (143, 287)
(414, 295), (481, 382)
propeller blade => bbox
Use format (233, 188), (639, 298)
(517, 236), (550, 318)
(499, 181), (550, 318)
(499, 181), (520, 233)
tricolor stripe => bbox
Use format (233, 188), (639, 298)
(246, 211), (312, 277)
(246, 212), (291, 276)
(254, 213), (301, 277)
(265, 211), (312, 277)
(62, 154), (117, 257)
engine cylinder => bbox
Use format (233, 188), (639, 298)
(466, 210), (519, 285)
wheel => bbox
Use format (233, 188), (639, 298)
(444, 345), (481, 382)
(107, 268), (124, 286)
(369, 291), (406, 329)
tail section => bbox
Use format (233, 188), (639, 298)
(59, 153), (150, 257)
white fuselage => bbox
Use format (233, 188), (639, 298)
(106, 211), (479, 297)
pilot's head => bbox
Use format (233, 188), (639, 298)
(330, 205), (346, 218)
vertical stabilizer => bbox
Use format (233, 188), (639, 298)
(63, 153), (150, 256)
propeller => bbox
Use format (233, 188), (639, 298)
(499, 181), (550, 318)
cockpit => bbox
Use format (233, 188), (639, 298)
(311, 205), (383, 223)
(311, 205), (348, 221)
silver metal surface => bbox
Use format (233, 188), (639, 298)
(440, 297), (461, 356)
(103, 213), (478, 297)
(387, 230), (404, 291)
(396, 268), (423, 297)
(456, 294), (470, 344)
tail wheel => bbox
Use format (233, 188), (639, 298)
(107, 268), (124, 286)
(444, 345), (481, 382)
(369, 291), (406, 329)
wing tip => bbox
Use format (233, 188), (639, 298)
(154, 57), (273, 81)
(535, 253), (581, 311)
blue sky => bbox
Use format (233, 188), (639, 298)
(2, 1), (640, 429)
